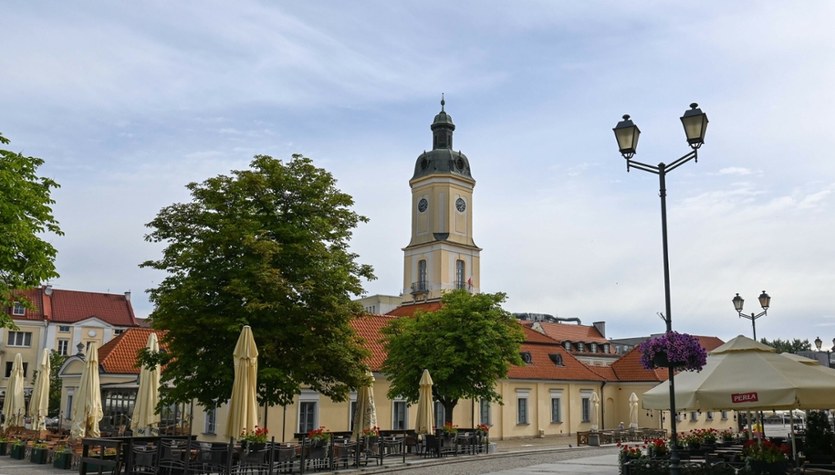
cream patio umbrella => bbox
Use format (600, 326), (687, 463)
(131, 332), (161, 435)
(28, 349), (51, 431)
(225, 325), (259, 440)
(590, 392), (600, 431)
(351, 371), (378, 441)
(643, 335), (835, 411)
(2, 353), (26, 429)
(71, 343), (103, 439)
(628, 392), (639, 430)
(414, 369), (435, 435)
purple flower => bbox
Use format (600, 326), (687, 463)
(639, 332), (707, 372)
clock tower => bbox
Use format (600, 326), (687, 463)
(403, 98), (481, 302)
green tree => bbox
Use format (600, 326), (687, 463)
(141, 154), (375, 409)
(0, 133), (62, 327)
(760, 338), (811, 354)
(48, 350), (67, 417)
(381, 290), (524, 424)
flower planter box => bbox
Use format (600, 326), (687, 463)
(749, 459), (788, 475)
(53, 452), (73, 470)
(10, 444), (26, 459)
(30, 447), (48, 464)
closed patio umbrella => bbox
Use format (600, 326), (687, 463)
(351, 371), (378, 441)
(226, 325), (259, 440)
(628, 392), (639, 430)
(414, 369), (435, 435)
(590, 392), (600, 431)
(131, 332), (161, 435)
(2, 353), (26, 429)
(28, 349), (51, 431)
(71, 343), (103, 439)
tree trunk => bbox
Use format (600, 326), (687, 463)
(442, 399), (458, 424)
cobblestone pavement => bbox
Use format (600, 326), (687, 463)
(359, 447), (621, 475)
(0, 437), (621, 475)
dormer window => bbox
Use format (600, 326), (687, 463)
(548, 353), (564, 366)
(520, 352), (532, 364)
(563, 341), (571, 351)
(12, 301), (25, 316)
(577, 342), (585, 352)
(590, 343), (597, 353)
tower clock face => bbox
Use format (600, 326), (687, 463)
(455, 197), (466, 212)
(418, 198), (428, 212)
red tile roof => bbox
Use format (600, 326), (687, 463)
(98, 328), (167, 374)
(508, 338), (604, 381)
(533, 321), (609, 345)
(350, 314), (398, 371)
(8, 286), (137, 326)
(386, 301), (442, 317)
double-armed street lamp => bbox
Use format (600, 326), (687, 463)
(613, 103), (709, 475)
(814, 336), (835, 368)
(731, 291), (771, 340)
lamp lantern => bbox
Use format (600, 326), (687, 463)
(732, 293), (744, 313)
(613, 114), (640, 159)
(815, 336), (823, 351)
(758, 290), (771, 310)
(680, 103), (708, 149)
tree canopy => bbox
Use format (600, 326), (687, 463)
(141, 154), (375, 408)
(0, 133), (62, 327)
(760, 338), (811, 354)
(381, 290), (524, 423)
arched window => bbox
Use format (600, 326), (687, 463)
(417, 260), (427, 291)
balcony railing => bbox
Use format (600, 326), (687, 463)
(411, 281), (428, 294)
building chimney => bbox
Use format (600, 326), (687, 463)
(593, 321), (606, 338)
(124, 291), (131, 301)
(44, 285), (53, 296)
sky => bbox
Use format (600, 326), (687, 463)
(3, 1), (835, 344)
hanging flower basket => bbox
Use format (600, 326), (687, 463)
(639, 332), (707, 372)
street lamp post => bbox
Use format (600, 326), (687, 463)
(814, 336), (835, 368)
(731, 291), (771, 340)
(613, 103), (708, 475)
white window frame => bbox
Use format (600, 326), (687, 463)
(348, 392), (357, 432)
(298, 390), (320, 434)
(58, 325), (71, 333)
(479, 399), (491, 426)
(204, 407), (217, 434)
(434, 401), (445, 430)
(581, 391), (592, 423)
(392, 400), (408, 430)
(7, 331), (32, 347)
(57, 339), (69, 356)
(12, 302), (25, 316)
(550, 390), (563, 423)
(516, 389), (530, 425)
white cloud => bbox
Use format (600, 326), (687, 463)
(2, 0), (835, 344)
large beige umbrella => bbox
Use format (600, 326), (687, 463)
(131, 332), (161, 435)
(590, 392), (600, 431)
(628, 392), (639, 430)
(414, 369), (435, 435)
(28, 349), (51, 431)
(643, 335), (835, 411)
(2, 353), (26, 429)
(225, 325), (259, 440)
(351, 371), (378, 441)
(71, 343), (103, 439)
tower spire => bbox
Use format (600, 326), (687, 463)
(441, 93), (445, 111)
